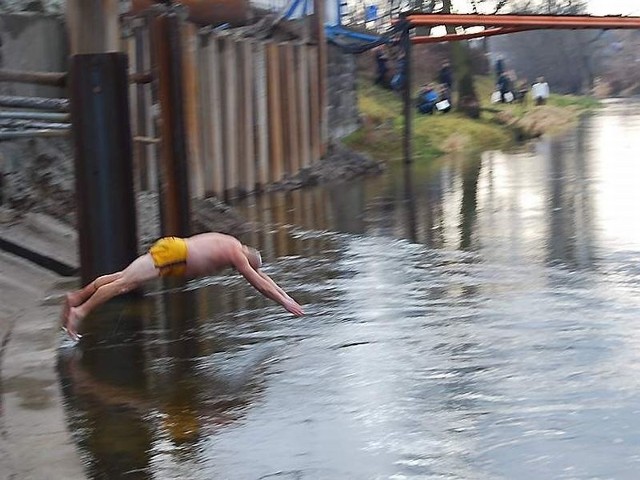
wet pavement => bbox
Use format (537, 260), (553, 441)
(0, 246), (84, 479)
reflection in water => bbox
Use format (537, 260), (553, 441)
(59, 100), (640, 479)
(58, 290), (271, 479)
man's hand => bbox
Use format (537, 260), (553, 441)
(283, 298), (304, 316)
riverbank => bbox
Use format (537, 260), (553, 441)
(345, 75), (599, 163)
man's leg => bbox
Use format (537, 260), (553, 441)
(65, 254), (158, 340)
(66, 272), (122, 309)
(61, 272), (122, 329)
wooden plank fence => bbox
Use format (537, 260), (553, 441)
(123, 21), (324, 201)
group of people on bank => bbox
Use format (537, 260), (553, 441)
(415, 61), (454, 115)
(373, 48), (551, 113)
(415, 80), (452, 115)
(494, 56), (550, 105)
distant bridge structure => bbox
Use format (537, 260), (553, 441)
(382, 12), (640, 194)
(405, 14), (640, 43)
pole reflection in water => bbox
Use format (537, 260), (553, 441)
(58, 100), (640, 479)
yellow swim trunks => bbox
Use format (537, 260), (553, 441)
(149, 237), (188, 277)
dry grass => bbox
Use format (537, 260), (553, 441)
(517, 105), (579, 136)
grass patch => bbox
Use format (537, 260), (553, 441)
(346, 75), (599, 165)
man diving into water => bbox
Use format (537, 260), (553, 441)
(62, 232), (304, 341)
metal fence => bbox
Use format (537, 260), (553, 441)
(124, 16), (324, 200)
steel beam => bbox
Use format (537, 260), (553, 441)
(412, 27), (529, 44)
(0, 69), (67, 87)
(407, 14), (640, 29)
(150, 11), (192, 237)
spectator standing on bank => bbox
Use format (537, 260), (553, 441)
(515, 77), (529, 104)
(438, 61), (454, 100)
(531, 76), (550, 105)
(373, 45), (391, 89)
(495, 55), (506, 80)
(497, 71), (512, 103)
(391, 50), (408, 92)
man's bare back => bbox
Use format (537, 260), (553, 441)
(183, 232), (244, 278)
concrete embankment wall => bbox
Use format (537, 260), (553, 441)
(327, 43), (360, 140)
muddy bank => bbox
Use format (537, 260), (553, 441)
(267, 141), (384, 191)
(193, 142), (384, 237)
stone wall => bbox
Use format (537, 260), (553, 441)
(0, 137), (75, 223)
(0, 13), (67, 98)
(0, 14), (73, 223)
(327, 43), (360, 140)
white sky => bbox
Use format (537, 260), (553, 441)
(588, 0), (640, 16)
(451, 0), (640, 16)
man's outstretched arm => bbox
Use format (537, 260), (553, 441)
(232, 253), (304, 316)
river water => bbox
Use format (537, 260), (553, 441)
(58, 100), (640, 479)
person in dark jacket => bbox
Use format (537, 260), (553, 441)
(416, 83), (439, 114)
(373, 45), (390, 88)
(497, 71), (512, 103)
(438, 61), (454, 99)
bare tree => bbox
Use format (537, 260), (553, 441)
(488, 0), (610, 94)
(598, 30), (640, 95)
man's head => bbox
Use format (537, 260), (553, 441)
(243, 245), (263, 270)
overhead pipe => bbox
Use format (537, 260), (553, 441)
(407, 13), (640, 29)
(412, 26), (531, 44)
(130, 0), (249, 26)
(0, 69), (66, 87)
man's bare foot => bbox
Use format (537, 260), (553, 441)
(65, 307), (84, 342)
(61, 294), (72, 323)
(66, 291), (84, 308)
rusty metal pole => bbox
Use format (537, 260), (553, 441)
(150, 9), (192, 237)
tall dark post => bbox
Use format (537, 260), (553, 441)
(400, 22), (416, 241)
(401, 21), (412, 169)
(150, 10), (192, 237)
(70, 53), (138, 284)
(313, 0), (328, 155)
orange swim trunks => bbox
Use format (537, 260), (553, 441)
(149, 237), (188, 277)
